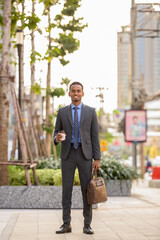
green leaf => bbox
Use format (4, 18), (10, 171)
(44, 47), (63, 61)
(30, 50), (42, 64)
(60, 77), (71, 87)
(43, 113), (54, 134)
(0, 14), (3, 26)
(59, 58), (70, 66)
(58, 17), (87, 32)
(62, 0), (81, 16)
(40, 0), (59, 9)
(31, 83), (41, 95)
(54, 14), (63, 21)
(56, 33), (80, 53)
(37, 28), (43, 35)
(26, 14), (41, 30)
(50, 88), (65, 98)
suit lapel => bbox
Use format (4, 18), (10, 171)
(66, 104), (73, 127)
(80, 103), (86, 127)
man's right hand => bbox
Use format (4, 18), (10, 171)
(56, 133), (62, 142)
(55, 133), (63, 142)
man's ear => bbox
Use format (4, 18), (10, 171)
(82, 91), (84, 97)
(68, 92), (71, 97)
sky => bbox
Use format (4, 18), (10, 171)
(23, 0), (160, 113)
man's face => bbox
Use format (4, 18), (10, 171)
(133, 117), (138, 124)
(69, 84), (84, 105)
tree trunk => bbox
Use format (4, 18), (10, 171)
(46, 9), (51, 156)
(0, 0), (11, 185)
(30, 0), (36, 118)
(10, 126), (18, 159)
(27, 104), (39, 159)
(21, 1), (25, 118)
(30, 0), (38, 158)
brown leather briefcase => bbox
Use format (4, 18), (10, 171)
(87, 168), (107, 205)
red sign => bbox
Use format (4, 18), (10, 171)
(152, 167), (160, 179)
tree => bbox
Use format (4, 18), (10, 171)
(1, 0), (87, 159)
(42, 0), (87, 155)
(0, 0), (11, 185)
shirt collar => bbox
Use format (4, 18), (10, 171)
(71, 102), (82, 109)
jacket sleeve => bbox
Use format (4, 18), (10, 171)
(91, 109), (101, 160)
(53, 109), (62, 145)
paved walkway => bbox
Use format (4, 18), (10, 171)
(0, 179), (160, 240)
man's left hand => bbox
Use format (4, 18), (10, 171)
(93, 159), (100, 170)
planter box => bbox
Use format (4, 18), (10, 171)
(105, 180), (132, 196)
(0, 186), (85, 209)
(0, 180), (131, 209)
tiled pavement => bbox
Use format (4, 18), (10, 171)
(0, 180), (160, 240)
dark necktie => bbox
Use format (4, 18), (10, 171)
(73, 107), (79, 149)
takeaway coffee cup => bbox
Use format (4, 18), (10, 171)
(59, 130), (66, 141)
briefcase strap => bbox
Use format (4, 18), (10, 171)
(91, 168), (102, 181)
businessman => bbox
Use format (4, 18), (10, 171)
(54, 82), (101, 234)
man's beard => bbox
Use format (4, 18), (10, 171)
(73, 99), (79, 102)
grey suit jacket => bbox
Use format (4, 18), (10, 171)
(53, 103), (101, 160)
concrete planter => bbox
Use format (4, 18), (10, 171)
(0, 186), (84, 209)
(105, 180), (132, 196)
(0, 180), (131, 209)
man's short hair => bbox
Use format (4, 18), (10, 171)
(133, 116), (138, 120)
(69, 81), (84, 91)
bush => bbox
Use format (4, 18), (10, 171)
(9, 166), (27, 186)
(36, 156), (61, 169)
(36, 169), (56, 185)
(8, 153), (139, 186)
(100, 155), (139, 181)
(8, 166), (80, 186)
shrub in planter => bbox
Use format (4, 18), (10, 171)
(99, 155), (139, 196)
(100, 155), (139, 181)
(8, 166), (80, 186)
(9, 166), (27, 186)
(36, 169), (56, 185)
(8, 155), (138, 187)
(36, 156), (61, 169)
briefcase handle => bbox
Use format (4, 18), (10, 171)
(92, 168), (101, 181)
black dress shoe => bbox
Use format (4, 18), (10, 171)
(83, 225), (94, 234)
(56, 223), (72, 234)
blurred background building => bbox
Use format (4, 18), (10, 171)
(117, 26), (131, 109)
(118, 3), (160, 109)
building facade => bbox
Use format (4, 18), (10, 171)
(117, 27), (132, 109)
(117, 3), (160, 109)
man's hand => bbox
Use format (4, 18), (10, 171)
(93, 159), (100, 170)
(55, 133), (63, 142)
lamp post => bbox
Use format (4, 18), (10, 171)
(16, 29), (23, 107)
(16, 29), (23, 160)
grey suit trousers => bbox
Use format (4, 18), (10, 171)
(61, 144), (92, 226)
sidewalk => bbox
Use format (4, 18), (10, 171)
(0, 180), (160, 240)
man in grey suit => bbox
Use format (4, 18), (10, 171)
(54, 82), (101, 234)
